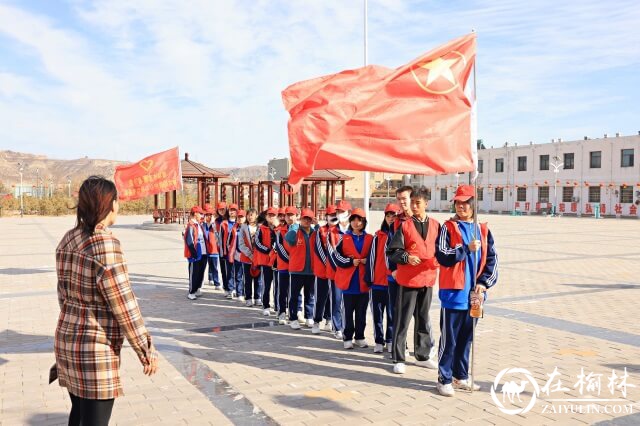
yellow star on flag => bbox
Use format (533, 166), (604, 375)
(420, 57), (459, 86)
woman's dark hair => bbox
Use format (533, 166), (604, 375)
(76, 176), (118, 235)
(246, 208), (258, 224)
(257, 210), (267, 226)
(380, 218), (391, 233)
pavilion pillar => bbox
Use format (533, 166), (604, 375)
(154, 194), (159, 210)
(341, 181), (345, 201)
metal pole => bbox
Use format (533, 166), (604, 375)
(363, 0), (370, 225)
(19, 164), (24, 218)
(470, 31), (478, 394)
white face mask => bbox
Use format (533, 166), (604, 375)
(337, 211), (349, 222)
(327, 214), (338, 224)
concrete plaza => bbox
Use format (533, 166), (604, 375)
(1, 213), (639, 425)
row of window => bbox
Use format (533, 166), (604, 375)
(437, 186), (635, 203)
(477, 149), (635, 173)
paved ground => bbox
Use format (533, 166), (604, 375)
(1, 213), (639, 425)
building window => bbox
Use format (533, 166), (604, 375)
(620, 186), (633, 203)
(517, 156), (527, 171)
(440, 188), (447, 201)
(590, 151), (601, 168)
(517, 187), (526, 202)
(495, 188), (503, 201)
(539, 155), (549, 171)
(477, 188), (483, 201)
(563, 153), (574, 169)
(588, 187), (600, 203)
(495, 158), (504, 173)
(538, 186), (549, 203)
(562, 187), (574, 203)
(478, 160), (484, 173)
(621, 149), (634, 167)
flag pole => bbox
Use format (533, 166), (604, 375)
(363, 0), (370, 225)
(470, 29), (479, 394)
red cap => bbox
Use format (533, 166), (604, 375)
(228, 203), (239, 210)
(285, 206), (298, 215)
(349, 208), (366, 219)
(453, 185), (475, 202)
(237, 209), (246, 217)
(203, 203), (214, 214)
(325, 205), (337, 215)
(300, 208), (315, 219)
(216, 201), (227, 210)
(277, 208), (286, 215)
(384, 203), (399, 214)
(336, 200), (352, 212)
(266, 206), (278, 216)
(190, 205), (204, 214)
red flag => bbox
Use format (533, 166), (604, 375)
(114, 147), (182, 201)
(283, 33), (476, 190)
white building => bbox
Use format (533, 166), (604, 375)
(408, 133), (640, 217)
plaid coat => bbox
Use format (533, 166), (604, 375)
(54, 225), (156, 399)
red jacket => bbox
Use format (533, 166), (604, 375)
(367, 230), (391, 286)
(311, 225), (330, 279)
(325, 225), (342, 279)
(333, 233), (373, 293)
(253, 224), (275, 267)
(183, 221), (200, 259)
(203, 222), (219, 255)
(274, 225), (290, 271)
(395, 217), (440, 288)
(438, 221), (489, 290)
(288, 228), (314, 273)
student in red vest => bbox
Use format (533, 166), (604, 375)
(386, 187), (440, 374)
(237, 209), (260, 307)
(365, 203), (399, 353)
(326, 200), (351, 339)
(184, 206), (207, 300)
(231, 209), (246, 302)
(311, 205), (336, 334)
(220, 203), (239, 299)
(274, 206), (296, 324)
(202, 204), (222, 289)
(284, 208), (318, 329)
(435, 185), (498, 397)
(214, 201), (227, 292)
(320, 205), (338, 331)
(331, 208), (373, 349)
(272, 207), (286, 314)
(255, 207), (278, 316)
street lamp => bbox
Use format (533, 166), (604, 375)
(49, 178), (53, 197)
(18, 162), (24, 217)
(67, 176), (71, 197)
(550, 156), (564, 216)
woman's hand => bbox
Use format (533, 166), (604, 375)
(407, 255), (421, 266)
(353, 258), (361, 266)
(468, 240), (481, 252)
(474, 284), (487, 294)
(143, 355), (159, 376)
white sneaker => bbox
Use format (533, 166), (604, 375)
(187, 293), (197, 300)
(453, 378), (481, 391)
(354, 339), (368, 348)
(393, 363), (406, 374)
(374, 344), (384, 353)
(270, 307), (277, 313)
(437, 382), (455, 397)
(255, 298), (262, 305)
(262, 308), (270, 316)
(214, 286), (222, 291)
(324, 321), (333, 332)
(195, 289), (202, 297)
(231, 291), (237, 299)
(334, 330), (343, 340)
(226, 292), (233, 299)
(208, 280), (214, 286)
(238, 296), (245, 302)
(290, 320), (301, 330)
(311, 323), (321, 334)
(387, 345), (393, 353)
(414, 358), (438, 369)
(305, 318), (314, 328)
(297, 311), (304, 322)
(246, 300), (253, 307)
(278, 313), (287, 325)
(429, 345), (437, 360)
(343, 340), (354, 349)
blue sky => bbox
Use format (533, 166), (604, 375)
(0, 0), (638, 167)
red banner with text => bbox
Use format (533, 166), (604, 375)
(114, 147), (182, 201)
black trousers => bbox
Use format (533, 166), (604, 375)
(289, 274), (315, 321)
(392, 285), (434, 363)
(220, 256), (229, 290)
(260, 265), (274, 309)
(313, 278), (332, 323)
(188, 257), (207, 295)
(342, 292), (369, 341)
(243, 263), (261, 300)
(68, 392), (114, 426)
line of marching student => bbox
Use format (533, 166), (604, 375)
(183, 184), (498, 397)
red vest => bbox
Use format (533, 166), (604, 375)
(311, 226), (330, 279)
(203, 222), (219, 255)
(370, 230), (390, 286)
(395, 217), (440, 288)
(334, 233), (373, 293)
(275, 225), (290, 271)
(239, 228), (253, 264)
(288, 228), (314, 273)
(183, 221), (200, 258)
(326, 225), (342, 279)
(438, 221), (489, 290)
(253, 224), (275, 267)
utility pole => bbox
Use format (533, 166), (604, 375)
(18, 163), (24, 217)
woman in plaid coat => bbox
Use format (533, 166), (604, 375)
(54, 176), (158, 426)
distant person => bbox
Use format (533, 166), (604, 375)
(310, 205), (337, 334)
(274, 206), (297, 324)
(325, 200), (352, 339)
(255, 207), (278, 316)
(202, 204), (222, 288)
(386, 187), (440, 374)
(238, 209), (261, 306)
(435, 185), (498, 397)
(213, 202), (227, 292)
(231, 209), (247, 301)
(220, 204), (239, 299)
(54, 176), (158, 426)
(185, 205), (207, 299)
